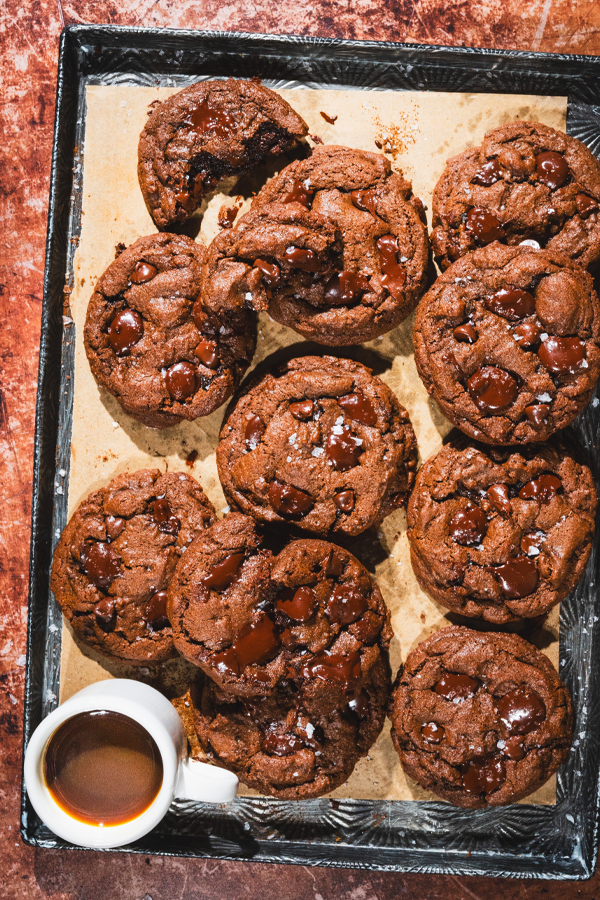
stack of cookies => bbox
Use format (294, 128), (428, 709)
(51, 80), (600, 808)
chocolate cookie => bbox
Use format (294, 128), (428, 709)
(203, 145), (429, 345)
(217, 356), (418, 536)
(168, 513), (392, 697)
(413, 244), (600, 444)
(50, 470), (216, 664)
(191, 644), (391, 799)
(407, 441), (597, 623)
(389, 626), (573, 808)
(138, 79), (308, 230)
(84, 233), (256, 429)
(431, 121), (600, 272)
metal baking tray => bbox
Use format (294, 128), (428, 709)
(22, 24), (600, 878)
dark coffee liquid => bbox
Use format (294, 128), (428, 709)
(44, 711), (163, 826)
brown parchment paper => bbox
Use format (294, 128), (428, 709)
(59, 84), (567, 804)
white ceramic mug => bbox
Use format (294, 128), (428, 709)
(24, 679), (238, 849)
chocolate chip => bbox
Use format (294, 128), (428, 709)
(538, 336), (586, 375)
(268, 481), (314, 517)
(284, 247), (320, 272)
(466, 366), (519, 413)
(146, 590), (170, 630)
(454, 323), (477, 343)
(245, 415), (265, 447)
(535, 151), (569, 189)
(465, 207), (505, 244)
(283, 179), (313, 208)
(334, 490), (355, 512)
(289, 400), (314, 420)
(130, 261), (158, 284)
(165, 361), (198, 401)
(195, 338), (219, 369)
(107, 309), (144, 356)
(449, 505), (488, 546)
(471, 159), (504, 186)
(338, 392), (377, 426)
(485, 287), (535, 321)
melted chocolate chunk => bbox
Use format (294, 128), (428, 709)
(165, 361), (198, 401)
(203, 553), (246, 592)
(130, 261), (157, 284)
(81, 542), (121, 591)
(485, 287), (536, 321)
(348, 690), (369, 721)
(502, 736), (525, 760)
(521, 533), (543, 556)
(434, 672), (479, 701)
(326, 583), (368, 625)
(351, 189), (378, 218)
(518, 473), (562, 503)
(276, 586), (317, 623)
(465, 207), (505, 245)
(525, 404), (550, 426)
(188, 98), (234, 137)
(289, 400), (314, 420)
(576, 193), (599, 219)
(245, 415), (265, 447)
(213, 615), (281, 676)
(472, 159), (504, 186)
(105, 515), (125, 540)
(324, 548), (345, 578)
(454, 323), (477, 343)
(449, 506), (488, 546)
(146, 590), (170, 630)
(421, 722), (444, 743)
(467, 366), (519, 413)
(94, 598), (116, 631)
(498, 688), (546, 735)
(301, 650), (362, 690)
(323, 271), (369, 306)
(461, 756), (506, 795)
(535, 151), (569, 190)
(334, 490), (355, 512)
(268, 481), (314, 518)
(338, 391), (377, 426)
(283, 179), (313, 209)
(324, 425), (363, 472)
(513, 321), (542, 349)
(486, 484), (511, 515)
(195, 338), (219, 369)
(487, 557), (539, 599)
(284, 247), (320, 272)
(262, 730), (305, 757)
(538, 336), (586, 375)
(254, 258), (281, 288)
(377, 234), (406, 299)
(151, 498), (180, 535)
(107, 309), (144, 356)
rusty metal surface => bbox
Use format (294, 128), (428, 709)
(2, 0), (600, 896)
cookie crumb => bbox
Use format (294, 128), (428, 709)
(320, 112), (337, 125)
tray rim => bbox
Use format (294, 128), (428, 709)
(21, 23), (600, 880)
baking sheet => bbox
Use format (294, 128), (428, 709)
(59, 83), (567, 804)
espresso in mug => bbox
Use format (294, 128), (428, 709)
(43, 710), (163, 826)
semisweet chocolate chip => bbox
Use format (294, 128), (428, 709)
(194, 338), (219, 369)
(289, 400), (314, 420)
(467, 366), (519, 413)
(434, 672), (479, 700)
(502, 736), (525, 760)
(462, 755), (506, 795)
(245, 415), (265, 447)
(94, 598), (116, 631)
(268, 481), (314, 518)
(513, 321), (542, 349)
(203, 553), (246, 592)
(283, 179), (313, 208)
(338, 391), (377, 426)
(323, 271), (369, 306)
(377, 234), (406, 299)
(262, 730), (305, 756)
(351, 189), (378, 217)
(334, 490), (355, 512)
(486, 557), (538, 599)
(454, 323), (477, 343)
(465, 207), (505, 245)
(485, 287), (535, 321)
(212, 615), (281, 676)
(301, 650), (362, 690)
(525, 404), (550, 426)
(521, 533), (543, 556)
(326, 583), (368, 625)
(449, 505), (488, 546)
(324, 548), (345, 578)
(165, 361), (198, 401)
(130, 261), (157, 284)
(576, 193), (599, 219)
(151, 497), (180, 535)
(472, 159), (504, 186)
(324, 425), (363, 472)
(188, 97), (235, 137)
(486, 484), (511, 515)
(535, 151), (569, 190)
(107, 309), (144, 356)
(254, 258), (281, 288)
(498, 687), (546, 735)
(518, 473), (562, 503)
(421, 721), (445, 743)
(146, 590), (170, 631)
(284, 246), (320, 272)
(81, 542), (122, 591)
(276, 586), (317, 623)
(538, 335), (586, 375)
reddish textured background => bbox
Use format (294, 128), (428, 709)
(2, 1), (600, 897)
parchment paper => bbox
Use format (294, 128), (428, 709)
(60, 84), (567, 803)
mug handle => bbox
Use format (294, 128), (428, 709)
(175, 757), (238, 803)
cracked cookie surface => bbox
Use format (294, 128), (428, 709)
(204, 144), (429, 345)
(407, 441), (597, 623)
(389, 626), (573, 808)
(50, 469), (216, 664)
(138, 79), (308, 230)
(431, 120), (600, 272)
(84, 233), (256, 429)
(413, 243), (600, 444)
(216, 356), (418, 536)
(168, 513), (392, 697)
